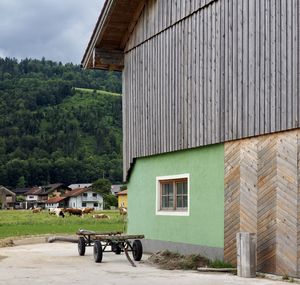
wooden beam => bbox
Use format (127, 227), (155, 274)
(120, 0), (146, 49)
(93, 48), (124, 71)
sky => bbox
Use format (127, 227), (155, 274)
(0, 0), (105, 64)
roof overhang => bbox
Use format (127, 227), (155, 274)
(81, 0), (145, 71)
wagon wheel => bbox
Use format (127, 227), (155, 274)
(93, 241), (103, 263)
(111, 242), (122, 255)
(78, 237), (86, 256)
(132, 240), (143, 261)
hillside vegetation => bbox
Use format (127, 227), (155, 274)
(0, 57), (122, 188)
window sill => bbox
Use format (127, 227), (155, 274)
(156, 210), (189, 216)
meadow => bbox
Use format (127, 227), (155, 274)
(0, 210), (125, 239)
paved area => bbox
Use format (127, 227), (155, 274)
(0, 243), (290, 285)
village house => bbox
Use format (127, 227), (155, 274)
(63, 187), (103, 210)
(82, 0), (300, 278)
(41, 183), (71, 197)
(0, 186), (16, 209)
(24, 187), (45, 208)
(117, 189), (127, 208)
(45, 196), (67, 209)
(25, 183), (71, 209)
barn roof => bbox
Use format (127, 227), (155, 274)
(63, 188), (94, 198)
(46, 196), (66, 204)
(81, 0), (144, 71)
(117, 189), (127, 196)
(25, 187), (43, 195)
(0, 186), (16, 197)
(13, 188), (31, 195)
(41, 183), (70, 194)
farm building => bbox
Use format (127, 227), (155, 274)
(82, 0), (300, 277)
(0, 186), (16, 209)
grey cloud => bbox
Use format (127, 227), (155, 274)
(0, 0), (104, 63)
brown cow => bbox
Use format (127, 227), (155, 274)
(64, 208), (82, 216)
(82, 207), (94, 214)
(92, 214), (110, 219)
(32, 207), (42, 213)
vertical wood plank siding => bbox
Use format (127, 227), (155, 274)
(122, 0), (300, 179)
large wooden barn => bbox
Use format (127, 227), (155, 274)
(82, 0), (300, 277)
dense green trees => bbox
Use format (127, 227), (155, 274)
(0, 57), (122, 188)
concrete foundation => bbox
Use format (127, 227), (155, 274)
(141, 239), (224, 261)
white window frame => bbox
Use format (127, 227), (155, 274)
(156, 173), (190, 216)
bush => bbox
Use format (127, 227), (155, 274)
(104, 194), (118, 209)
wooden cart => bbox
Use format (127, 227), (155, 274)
(76, 229), (144, 266)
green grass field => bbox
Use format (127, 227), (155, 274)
(0, 210), (125, 239)
(74, 87), (121, 96)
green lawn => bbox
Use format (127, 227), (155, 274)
(0, 210), (125, 239)
(74, 87), (121, 96)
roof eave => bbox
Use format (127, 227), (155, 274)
(81, 0), (119, 70)
(81, 0), (145, 71)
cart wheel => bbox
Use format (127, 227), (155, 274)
(93, 241), (103, 263)
(132, 240), (143, 261)
(112, 243), (122, 255)
(78, 237), (86, 256)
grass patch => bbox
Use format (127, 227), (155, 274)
(74, 87), (121, 97)
(0, 210), (125, 239)
(147, 250), (234, 271)
(208, 259), (234, 268)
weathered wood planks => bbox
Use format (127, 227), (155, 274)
(122, 0), (300, 180)
(224, 129), (300, 277)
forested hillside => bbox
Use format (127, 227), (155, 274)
(0, 57), (122, 188)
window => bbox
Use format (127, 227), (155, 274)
(94, 203), (98, 207)
(92, 193), (97, 197)
(83, 193), (87, 197)
(82, 202), (87, 207)
(156, 174), (189, 216)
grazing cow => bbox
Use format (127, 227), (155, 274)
(48, 208), (65, 218)
(92, 214), (110, 219)
(82, 207), (94, 214)
(64, 208), (82, 216)
(119, 207), (127, 216)
(32, 207), (42, 213)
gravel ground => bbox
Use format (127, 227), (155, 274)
(0, 242), (291, 285)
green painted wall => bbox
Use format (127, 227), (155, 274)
(127, 144), (224, 248)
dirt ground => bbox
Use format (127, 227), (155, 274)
(0, 241), (292, 285)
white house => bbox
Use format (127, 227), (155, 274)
(64, 188), (103, 210)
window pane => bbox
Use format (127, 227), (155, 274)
(183, 195), (188, 208)
(176, 182), (187, 195)
(169, 195), (174, 207)
(162, 196), (167, 208)
(177, 195), (183, 208)
(162, 195), (174, 208)
(161, 183), (174, 209)
(162, 183), (173, 195)
(177, 183), (182, 195)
